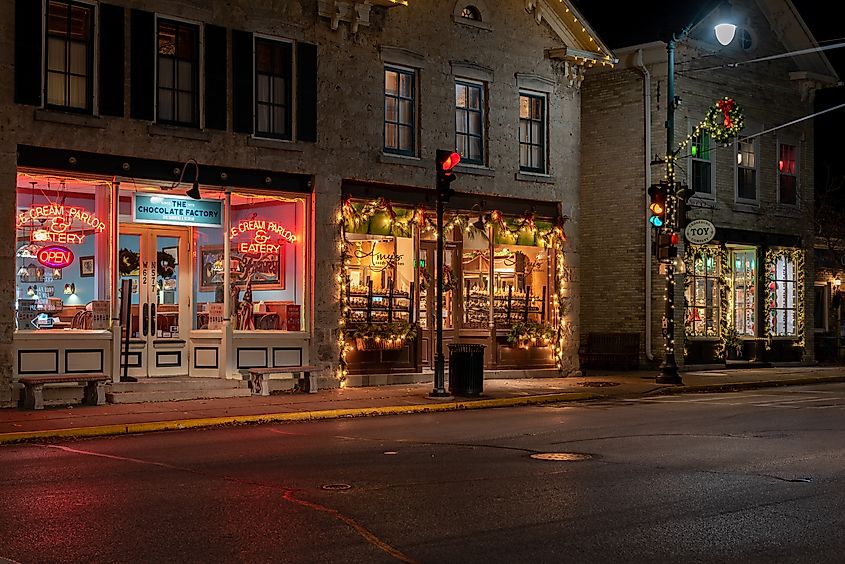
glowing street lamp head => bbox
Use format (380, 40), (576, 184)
(714, 23), (736, 46)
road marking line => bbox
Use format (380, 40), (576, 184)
(281, 490), (417, 563)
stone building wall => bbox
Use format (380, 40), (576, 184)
(0, 0), (595, 400)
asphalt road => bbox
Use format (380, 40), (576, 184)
(1, 383), (844, 563)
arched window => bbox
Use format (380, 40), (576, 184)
(460, 6), (481, 21)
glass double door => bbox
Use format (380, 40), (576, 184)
(419, 241), (458, 368)
(119, 226), (190, 377)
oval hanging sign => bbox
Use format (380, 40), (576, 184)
(684, 219), (716, 245)
(37, 245), (75, 269)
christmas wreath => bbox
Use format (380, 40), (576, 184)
(420, 265), (456, 293)
(705, 97), (744, 144)
(119, 248), (140, 276)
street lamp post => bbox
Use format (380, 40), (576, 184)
(657, 35), (683, 385)
(657, 14), (735, 385)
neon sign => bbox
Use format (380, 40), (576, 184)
(229, 219), (296, 255)
(17, 205), (106, 245)
(37, 245), (75, 269)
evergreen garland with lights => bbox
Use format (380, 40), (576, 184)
(763, 248), (805, 351)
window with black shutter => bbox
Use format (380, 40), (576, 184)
(255, 38), (292, 140)
(157, 19), (199, 126)
(45, 0), (94, 112)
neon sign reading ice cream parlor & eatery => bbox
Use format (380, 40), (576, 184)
(16, 204), (107, 245)
(230, 219), (296, 254)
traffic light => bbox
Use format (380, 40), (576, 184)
(656, 231), (679, 262)
(436, 149), (460, 202)
(648, 182), (667, 228)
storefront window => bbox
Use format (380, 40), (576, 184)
(732, 249), (757, 335)
(462, 229), (490, 328)
(491, 223), (550, 328)
(685, 251), (719, 337)
(222, 192), (306, 331)
(769, 253), (797, 336)
(15, 173), (111, 331)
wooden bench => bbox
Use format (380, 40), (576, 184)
(19, 374), (109, 410)
(578, 333), (640, 376)
(247, 366), (319, 396)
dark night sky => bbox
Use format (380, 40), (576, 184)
(573, 0), (845, 193)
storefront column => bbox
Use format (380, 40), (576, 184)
(110, 180), (121, 382)
(0, 146), (16, 405)
(221, 191), (232, 379)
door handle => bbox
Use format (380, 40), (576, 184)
(151, 303), (157, 336)
(142, 303), (149, 336)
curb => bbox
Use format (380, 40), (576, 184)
(0, 391), (598, 445)
(646, 375), (845, 396)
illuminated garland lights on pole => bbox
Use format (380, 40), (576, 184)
(335, 197), (571, 383)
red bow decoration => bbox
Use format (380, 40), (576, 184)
(717, 98), (735, 129)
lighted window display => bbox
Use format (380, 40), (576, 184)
(204, 192), (306, 331)
(462, 229), (491, 329)
(769, 254), (797, 336)
(732, 249), (756, 336)
(491, 222), (551, 330)
(685, 251), (719, 337)
(15, 174), (111, 331)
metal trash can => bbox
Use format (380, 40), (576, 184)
(448, 343), (486, 396)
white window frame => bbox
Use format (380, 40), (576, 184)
(770, 253), (798, 337)
(813, 282), (829, 333)
(688, 124), (715, 199)
(730, 247), (758, 337)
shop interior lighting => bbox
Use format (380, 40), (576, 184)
(835, 276), (842, 289)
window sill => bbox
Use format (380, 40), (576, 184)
(379, 153), (427, 168)
(452, 15), (493, 31)
(515, 171), (555, 184)
(773, 205), (801, 217)
(148, 123), (211, 142)
(248, 136), (304, 152)
(731, 201), (762, 214)
(455, 164), (495, 177)
(34, 108), (106, 129)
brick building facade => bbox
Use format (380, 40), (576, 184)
(580, 0), (838, 369)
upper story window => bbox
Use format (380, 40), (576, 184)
(778, 143), (798, 206)
(455, 80), (484, 165)
(736, 138), (757, 202)
(460, 6), (481, 20)
(690, 131), (712, 196)
(45, 1), (94, 112)
(384, 66), (416, 156)
(255, 38), (292, 140)
(519, 93), (546, 173)
(157, 19), (199, 127)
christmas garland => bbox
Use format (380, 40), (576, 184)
(704, 97), (744, 145)
(763, 248), (805, 351)
(507, 320), (557, 349)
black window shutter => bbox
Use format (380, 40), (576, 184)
(130, 9), (155, 121)
(204, 24), (228, 131)
(296, 42), (318, 143)
(231, 30), (253, 134)
(99, 4), (125, 117)
(15, 0), (42, 106)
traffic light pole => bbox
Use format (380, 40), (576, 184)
(658, 37), (683, 385)
(431, 188), (449, 397)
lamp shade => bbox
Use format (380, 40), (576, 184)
(714, 23), (737, 46)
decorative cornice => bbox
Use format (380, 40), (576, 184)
(318, 0), (407, 34)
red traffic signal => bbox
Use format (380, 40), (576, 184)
(436, 150), (460, 202)
(438, 150), (461, 172)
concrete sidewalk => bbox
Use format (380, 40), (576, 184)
(2, 366), (844, 444)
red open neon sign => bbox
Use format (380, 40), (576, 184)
(37, 245), (75, 269)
